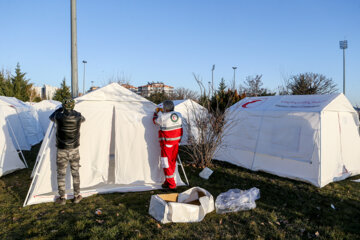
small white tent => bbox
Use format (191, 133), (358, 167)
(0, 108), (27, 177)
(25, 83), (185, 206)
(32, 100), (61, 134)
(0, 96), (43, 150)
(214, 94), (360, 187)
(158, 99), (207, 145)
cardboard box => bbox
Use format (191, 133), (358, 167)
(149, 187), (214, 223)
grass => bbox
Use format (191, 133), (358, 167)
(0, 144), (359, 239)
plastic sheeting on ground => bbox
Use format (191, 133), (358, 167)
(149, 187), (214, 223)
(215, 187), (260, 214)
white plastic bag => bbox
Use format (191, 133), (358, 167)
(199, 167), (213, 179)
(215, 187), (260, 214)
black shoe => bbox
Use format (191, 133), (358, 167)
(162, 183), (176, 191)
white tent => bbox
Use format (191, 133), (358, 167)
(158, 99), (207, 145)
(32, 100), (61, 134)
(0, 96), (43, 150)
(25, 83), (185, 206)
(0, 108), (27, 177)
(214, 94), (360, 187)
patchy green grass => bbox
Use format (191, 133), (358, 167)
(0, 143), (359, 239)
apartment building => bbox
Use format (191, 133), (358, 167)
(138, 82), (174, 97)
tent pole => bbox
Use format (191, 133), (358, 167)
(6, 118), (28, 168)
(177, 155), (189, 186)
(31, 123), (55, 178)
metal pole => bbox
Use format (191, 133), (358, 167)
(343, 48), (345, 95)
(71, 0), (78, 98)
(232, 66), (237, 88)
(211, 69), (214, 96)
(233, 69), (236, 83)
(211, 64), (215, 96)
(82, 60), (87, 94)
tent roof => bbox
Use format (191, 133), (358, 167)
(173, 100), (186, 106)
(32, 100), (61, 109)
(230, 93), (355, 113)
(76, 83), (151, 103)
(0, 96), (29, 108)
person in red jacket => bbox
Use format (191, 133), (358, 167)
(153, 100), (183, 189)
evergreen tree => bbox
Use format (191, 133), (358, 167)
(146, 90), (170, 104)
(0, 70), (7, 96)
(10, 63), (33, 101)
(53, 78), (71, 102)
(208, 78), (242, 113)
(218, 78), (227, 93)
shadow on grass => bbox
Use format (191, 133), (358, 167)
(1, 143), (360, 239)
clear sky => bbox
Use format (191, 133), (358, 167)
(1, 0), (359, 104)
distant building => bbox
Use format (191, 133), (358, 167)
(121, 84), (138, 94)
(138, 82), (174, 97)
(87, 86), (100, 93)
(43, 84), (58, 100)
(32, 86), (42, 98)
(32, 84), (59, 100)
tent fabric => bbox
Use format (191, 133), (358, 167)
(0, 96), (43, 150)
(31, 100), (61, 134)
(159, 99), (207, 145)
(24, 83), (185, 206)
(0, 108), (26, 177)
(214, 93), (360, 187)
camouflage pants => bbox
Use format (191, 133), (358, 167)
(56, 148), (81, 197)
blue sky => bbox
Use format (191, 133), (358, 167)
(1, 0), (359, 104)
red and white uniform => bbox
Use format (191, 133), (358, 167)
(153, 111), (183, 189)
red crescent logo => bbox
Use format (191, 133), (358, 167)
(242, 100), (262, 108)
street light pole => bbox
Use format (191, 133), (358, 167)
(339, 40), (348, 95)
(82, 60), (87, 94)
(211, 64), (215, 96)
(71, 0), (78, 98)
(232, 66), (237, 88)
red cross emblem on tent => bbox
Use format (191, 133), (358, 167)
(242, 100), (262, 108)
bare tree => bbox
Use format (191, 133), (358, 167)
(180, 74), (238, 168)
(240, 75), (275, 97)
(281, 72), (337, 95)
(171, 87), (199, 100)
(106, 72), (132, 86)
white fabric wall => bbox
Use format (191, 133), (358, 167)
(0, 109), (26, 177)
(114, 102), (163, 184)
(0, 97), (43, 149)
(320, 111), (360, 186)
(0, 106), (30, 150)
(33, 100), (61, 134)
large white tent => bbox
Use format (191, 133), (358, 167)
(174, 100), (207, 145)
(0, 96), (43, 150)
(25, 83), (185, 206)
(214, 94), (360, 187)
(0, 108), (27, 177)
(31, 100), (61, 134)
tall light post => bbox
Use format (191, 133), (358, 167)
(211, 64), (215, 96)
(71, 0), (78, 98)
(339, 40), (348, 95)
(82, 60), (87, 94)
(232, 66), (237, 87)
